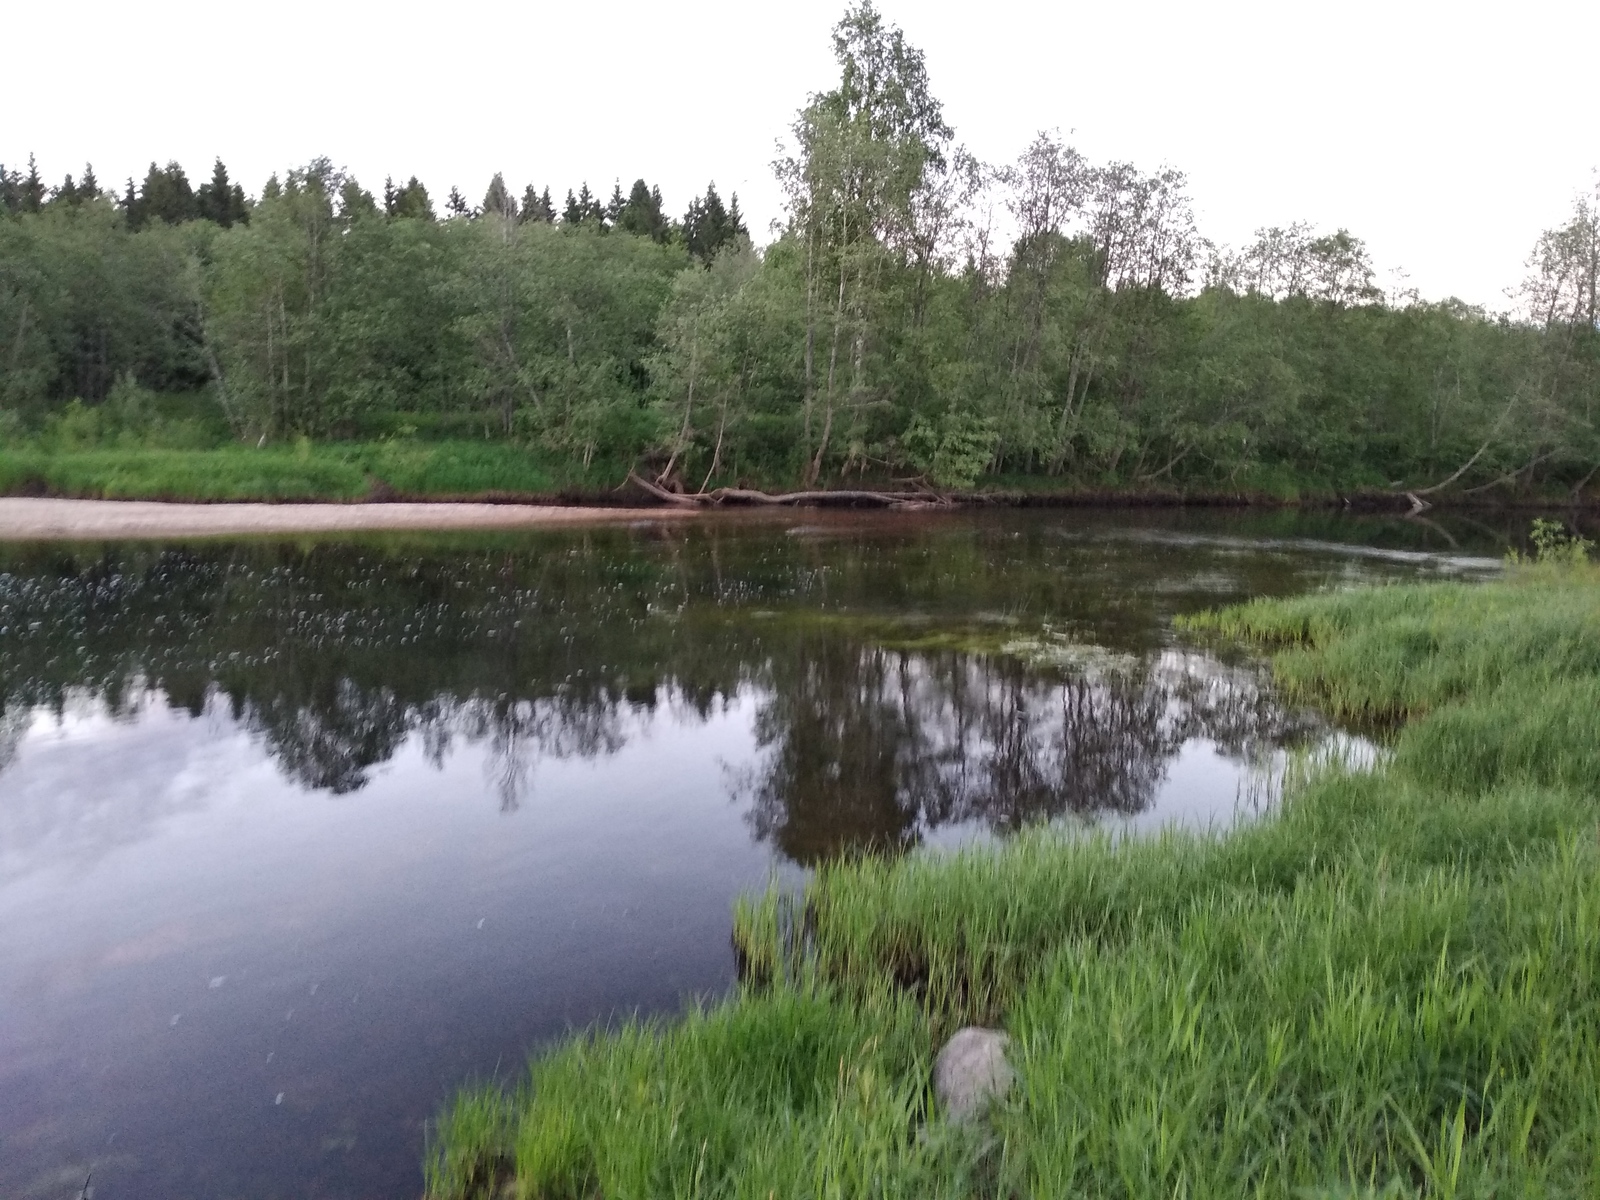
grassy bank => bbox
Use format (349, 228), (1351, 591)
(0, 442), (627, 502)
(427, 552), (1600, 1198)
(7, 444), (1600, 516)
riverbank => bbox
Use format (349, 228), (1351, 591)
(428, 555), (1600, 1197)
(4, 445), (1597, 515)
(0, 497), (693, 540)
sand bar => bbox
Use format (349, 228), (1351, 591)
(0, 498), (694, 541)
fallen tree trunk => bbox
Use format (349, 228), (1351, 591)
(626, 472), (948, 509)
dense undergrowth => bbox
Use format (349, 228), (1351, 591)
(427, 550), (1600, 1199)
(0, 440), (628, 501)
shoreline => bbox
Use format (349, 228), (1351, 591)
(0, 488), (1593, 542)
(0, 497), (697, 541)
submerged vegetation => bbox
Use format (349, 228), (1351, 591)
(4, 5), (1598, 502)
(428, 538), (1600, 1197)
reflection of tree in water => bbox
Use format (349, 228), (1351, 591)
(0, 704), (29, 776)
(738, 642), (1324, 864)
(228, 683), (636, 807)
(1162, 650), (1321, 759)
(238, 679), (411, 794)
(449, 694), (631, 812)
(740, 641), (925, 861)
(0, 532), (1334, 858)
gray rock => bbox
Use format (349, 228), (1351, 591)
(932, 1026), (1014, 1123)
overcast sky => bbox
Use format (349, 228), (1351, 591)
(10, 0), (1596, 309)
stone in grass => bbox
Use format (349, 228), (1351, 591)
(932, 1026), (1015, 1123)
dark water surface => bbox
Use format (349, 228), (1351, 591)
(0, 509), (1508, 1198)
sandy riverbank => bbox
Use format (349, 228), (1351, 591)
(0, 498), (695, 540)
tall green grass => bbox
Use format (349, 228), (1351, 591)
(430, 560), (1600, 1198)
(0, 440), (631, 501)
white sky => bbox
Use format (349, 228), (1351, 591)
(10, 0), (1597, 309)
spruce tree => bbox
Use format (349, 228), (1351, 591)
(52, 173), (80, 207)
(21, 154), (45, 213)
(563, 188), (583, 225)
(196, 159), (249, 227)
(483, 172), (517, 220)
(617, 178), (670, 241)
(518, 184), (557, 223)
(445, 185), (472, 218)
(80, 164), (100, 200)
(389, 176), (434, 220)
(0, 165), (21, 213)
(138, 161), (197, 225)
(122, 177), (142, 228)
(520, 184), (556, 223)
(606, 181), (625, 227)
(340, 178), (379, 220)
(568, 182), (602, 225)
(684, 181), (740, 263)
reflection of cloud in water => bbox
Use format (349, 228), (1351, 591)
(0, 694), (262, 884)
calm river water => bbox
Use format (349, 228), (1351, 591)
(0, 509), (1509, 1199)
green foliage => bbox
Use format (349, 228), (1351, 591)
(1527, 517), (1594, 565)
(431, 564), (1600, 1198)
(902, 406), (996, 488)
(2, 11), (1596, 496)
(0, 440), (590, 500)
(32, 376), (222, 450)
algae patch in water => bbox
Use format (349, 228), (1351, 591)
(997, 630), (1141, 678)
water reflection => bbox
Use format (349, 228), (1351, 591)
(0, 519), (1395, 859)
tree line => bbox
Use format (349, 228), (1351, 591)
(2, 3), (1597, 498)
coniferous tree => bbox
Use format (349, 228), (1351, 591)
(563, 182), (603, 225)
(132, 161), (198, 227)
(483, 172), (517, 220)
(20, 154), (45, 213)
(445, 185), (473, 218)
(339, 178), (379, 220)
(121, 177), (141, 225)
(616, 178), (671, 242)
(0, 164), (22, 212)
(51, 173), (80, 207)
(606, 181), (626, 227)
(520, 184), (555, 223)
(387, 176), (434, 220)
(683, 182), (746, 263)
(196, 158), (249, 227)
(79, 163), (99, 199)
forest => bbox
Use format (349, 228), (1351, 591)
(2, 3), (1597, 500)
